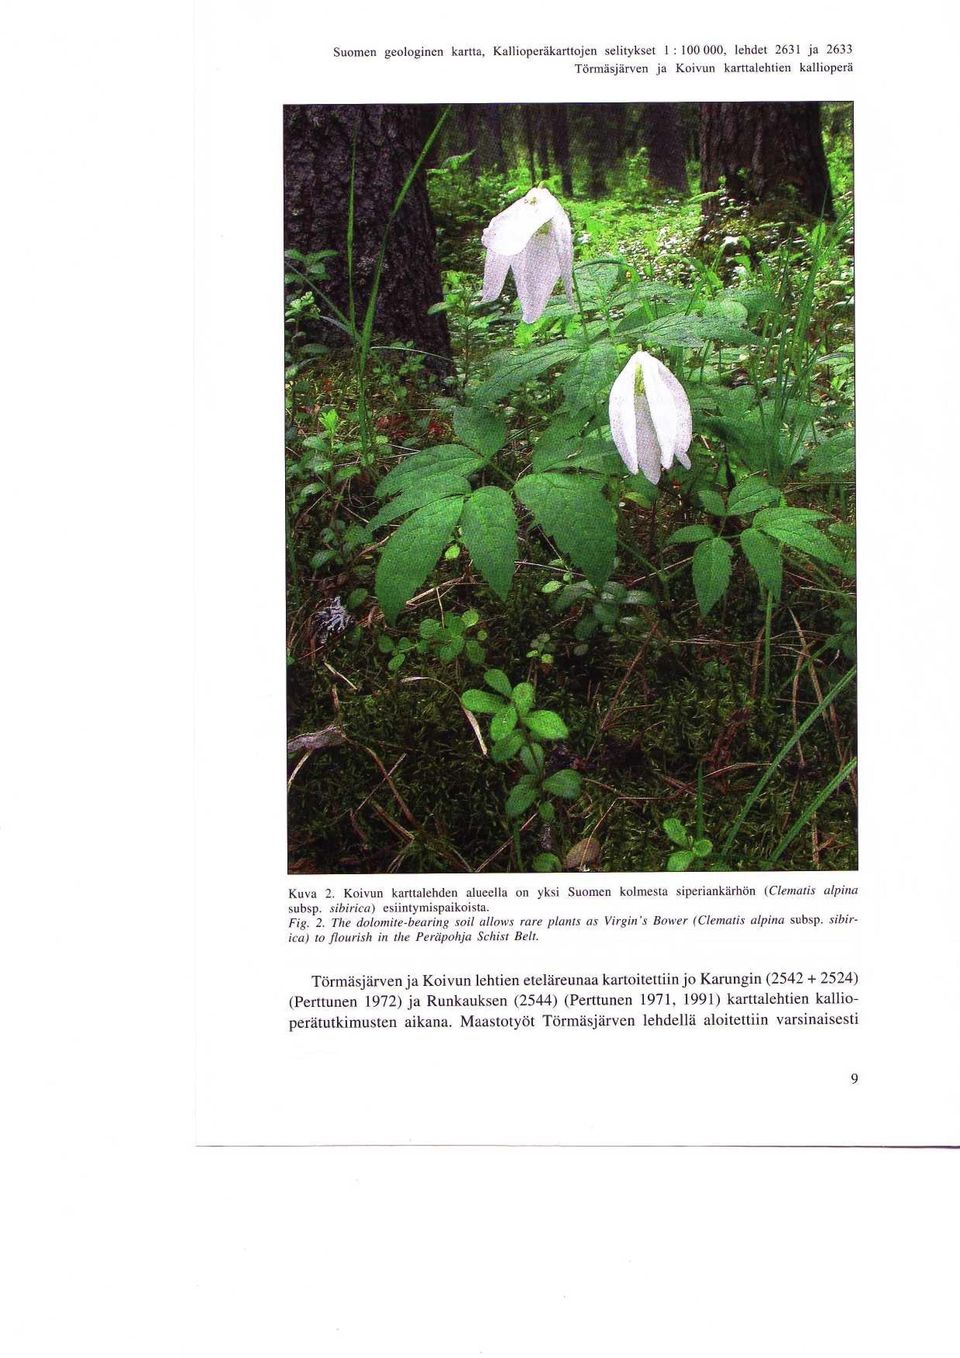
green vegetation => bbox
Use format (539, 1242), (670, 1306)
(285, 109), (855, 874)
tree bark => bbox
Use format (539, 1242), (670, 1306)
(283, 105), (451, 363)
(521, 106), (537, 185)
(549, 105), (573, 196)
(642, 103), (689, 193)
(484, 105), (506, 172)
(699, 102), (834, 221)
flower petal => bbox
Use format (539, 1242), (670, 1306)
(481, 249), (511, 304)
(638, 350), (692, 470)
(550, 206), (574, 303)
(633, 395), (665, 483)
(482, 189), (556, 257)
(510, 230), (563, 323)
(608, 352), (642, 476)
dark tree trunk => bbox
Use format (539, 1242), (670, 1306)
(283, 105), (451, 363)
(642, 103), (689, 193)
(521, 106), (537, 185)
(699, 102), (834, 221)
(535, 113), (551, 181)
(549, 105), (573, 196)
(484, 105), (506, 172)
(574, 106), (614, 196)
(462, 104), (481, 173)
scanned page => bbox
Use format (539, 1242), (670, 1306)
(195, 2), (959, 1146)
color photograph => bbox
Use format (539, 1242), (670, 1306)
(284, 102), (855, 873)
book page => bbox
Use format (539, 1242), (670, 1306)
(194, 0), (959, 1148)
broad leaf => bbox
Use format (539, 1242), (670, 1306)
(523, 709), (569, 740)
(377, 445), (484, 498)
(367, 472), (473, 532)
(506, 782), (539, 818)
(515, 473), (616, 588)
(511, 682), (535, 715)
(629, 313), (757, 347)
(727, 477), (780, 517)
(740, 527), (783, 600)
(473, 339), (579, 403)
(462, 689), (506, 714)
(490, 705), (519, 742)
(484, 669), (513, 697)
(691, 535), (734, 615)
(806, 430), (855, 476)
(542, 769), (582, 799)
(669, 525), (715, 545)
(460, 486), (518, 600)
(561, 341), (620, 413)
(452, 406), (507, 457)
(753, 508), (846, 567)
(375, 497), (465, 623)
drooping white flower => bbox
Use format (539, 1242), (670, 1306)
(480, 188), (574, 323)
(608, 350), (693, 484)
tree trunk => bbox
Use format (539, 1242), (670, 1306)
(575, 106), (614, 196)
(642, 103), (689, 193)
(484, 105), (506, 172)
(535, 113), (551, 182)
(699, 102), (834, 221)
(521, 106), (537, 185)
(549, 105), (573, 196)
(283, 105), (451, 364)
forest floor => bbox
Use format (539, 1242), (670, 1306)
(285, 165), (856, 874)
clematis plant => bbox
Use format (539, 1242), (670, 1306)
(608, 350), (693, 484)
(480, 187), (574, 323)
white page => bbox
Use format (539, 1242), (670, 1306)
(6, 4), (958, 1356)
(194, 1), (959, 1147)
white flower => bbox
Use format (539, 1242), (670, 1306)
(608, 351), (693, 484)
(480, 188), (574, 323)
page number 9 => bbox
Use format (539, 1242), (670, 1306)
(850, 1073), (859, 1085)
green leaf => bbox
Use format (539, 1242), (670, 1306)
(523, 709), (569, 740)
(515, 473), (616, 589)
(698, 488), (727, 517)
(532, 852), (562, 872)
(490, 705), (519, 742)
(520, 742), (545, 774)
(452, 406), (507, 457)
(740, 527), (783, 600)
(511, 682), (535, 715)
(529, 415), (585, 471)
(662, 818), (689, 847)
(691, 536), (734, 616)
(561, 341), (620, 413)
(490, 731), (524, 763)
(375, 497), (466, 623)
(727, 477), (780, 517)
(667, 850), (696, 871)
(461, 689), (505, 714)
(692, 838), (713, 858)
(538, 800), (556, 824)
(542, 769), (582, 799)
(377, 446), (484, 498)
(505, 782), (539, 818)
(630, 313), (757, 347)
(484, 669), (513, 697)
(473, 339), (579, 403)
(806, 430), (855, 476)
(533, 427), (623, 476)
(753, 509), (845, 567)
(668, 525), (714, 545)
(460, 486), (518, 601)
